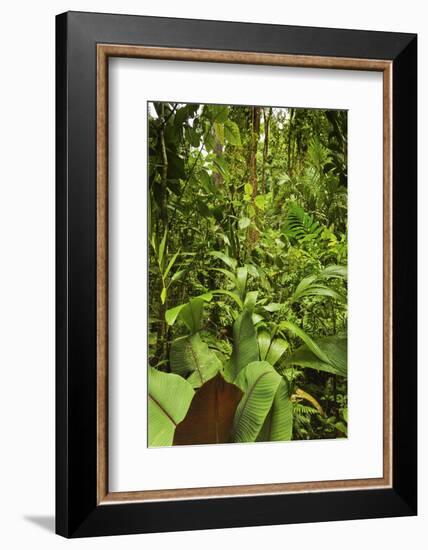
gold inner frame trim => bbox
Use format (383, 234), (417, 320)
(96, 44), (393, 505)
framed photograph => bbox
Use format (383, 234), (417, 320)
(56, 11), (417, 538)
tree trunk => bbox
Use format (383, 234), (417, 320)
(154, 104), (169, 367)
(248, 106), (261, 246)
(287, 108), (295, 176)
(250, 106), (260, 196)
(213, 138), (224, 187)
(261, 107), (272, 194)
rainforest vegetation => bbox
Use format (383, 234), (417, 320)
(148, 102), (348, 447)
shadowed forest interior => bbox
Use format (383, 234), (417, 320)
(148, 101), (348, 447)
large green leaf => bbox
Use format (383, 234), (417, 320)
(148, 368), (194, 447)
(212, 289), (243, 309)
(266, 338), (289, 366)
(257, 378), (293, 442)
(224, 120), (241, 146)
(285, 335), (347, 377)
(243, 290), (258, 312)
(165, 303), (187, 326)
(292, 266), (347, 302)
(232, 361), (282, 442)
(170, 333), (222, 388)
(257, 330), (288, 366)
(293, 282), (342, 302)
(257, 329), (271, 361)
(165, 293), (212, 328)
(279, 321), (332, 365)
(320, 264), (347, 280)
(209, 250), (237, 270)
(210, 267), (237, 286)
(179, 297), (205, 334)
(231, 310), (259, 378)
(292, 274), (343, 302)
(235, 266), (248, 299)
(174, 373), (243, 445)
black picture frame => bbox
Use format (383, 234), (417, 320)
(56, 11), (417, 538)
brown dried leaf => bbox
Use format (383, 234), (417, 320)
(173, 373), (243, 445)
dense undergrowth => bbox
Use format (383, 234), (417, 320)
(148, 102), (348, 446)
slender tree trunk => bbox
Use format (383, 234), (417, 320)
(261, 107), (272, 194)
(213, 138), (224, 187)
(248, 106), (261, 246)
(287, 108), (295, 176)
(154, 104), (169, 367)
(250, 106), (260, 196)
(159, 105), (169, 234)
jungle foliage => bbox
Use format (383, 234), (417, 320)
(148, 102), (348, 446)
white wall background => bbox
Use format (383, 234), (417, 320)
(0, 1), (424, 548)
